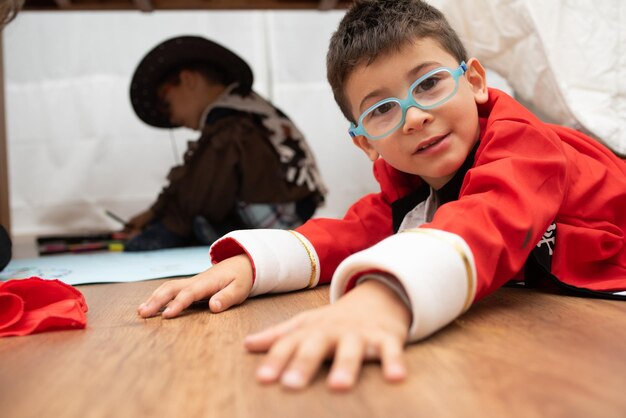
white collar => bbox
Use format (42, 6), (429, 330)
(197, 83), (239, 131)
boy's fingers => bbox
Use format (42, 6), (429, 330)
(161, 275), (233, 318)
(137, 278), (191, 317)
(280, 334), (330, 390)
(139, 255), (253, 319)
(208, 278), (250, 313)
(255, 336), (299, 384)
(327, 334), (365, 391)
(244, 316), (302, 352)
(379, 338), (407, 382)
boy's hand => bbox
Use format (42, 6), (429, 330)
(124, 209), (155, 237)
(244, 280), (411, 391)
(137, 254), (254, 318)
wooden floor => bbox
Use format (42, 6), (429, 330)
(1, 279), (625, 418)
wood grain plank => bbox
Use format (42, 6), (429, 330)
(1, 280), (625, 418)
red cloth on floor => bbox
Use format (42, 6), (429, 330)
(0, 277), (88, 337)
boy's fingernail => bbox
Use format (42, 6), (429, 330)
(281, 370), (305, 388)
(162, 307), (171, 316)
(386, 364), (407, 379)
(257, 366), (277, 381)
(330, 369), (352, 386)
(212, 299), (222, 311)
(138, 303), (146, 311)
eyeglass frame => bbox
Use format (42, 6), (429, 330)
(348, 61), (468, 140)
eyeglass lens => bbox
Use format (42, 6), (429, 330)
(362, 68), (455, 138)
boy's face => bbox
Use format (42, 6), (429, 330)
(158, 71), (206, 130)
(345, 37), (489, 189)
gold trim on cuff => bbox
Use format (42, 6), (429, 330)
(288, 230), (317, 288)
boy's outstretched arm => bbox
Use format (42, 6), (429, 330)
(137, 254), (253, 318)
(244, 280), (411, 391)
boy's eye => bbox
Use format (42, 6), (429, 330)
(370, 101), (397, 118)
(414, 74), (441, 93)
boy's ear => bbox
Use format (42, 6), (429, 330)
(179, 69), (198, 88)
(351, 135), (379, 162)
(465, 58), (489, 104)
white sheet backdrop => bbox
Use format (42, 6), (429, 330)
(4, 10), (384, 236)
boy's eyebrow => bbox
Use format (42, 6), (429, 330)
(407, 61), (441, 78)
(357, 61), (442, 112)
(358, 88), (387, 113)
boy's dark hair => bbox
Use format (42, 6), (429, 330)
(327, 0), (468, 123)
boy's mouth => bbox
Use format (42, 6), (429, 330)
(414, 133), (448, 154)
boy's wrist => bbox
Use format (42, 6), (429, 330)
(352, 279), (412, 330)
(228, 254), (255, 291)
(356, 272), (412, 310)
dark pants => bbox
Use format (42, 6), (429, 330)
(0, 225), (12, 271)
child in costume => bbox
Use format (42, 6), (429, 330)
(138, 0), (626, 391)
(124, 36), (327, 251)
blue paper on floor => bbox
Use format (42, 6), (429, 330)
(0, 246), (212, 285)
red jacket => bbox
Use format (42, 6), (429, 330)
(298, 88), (626, 300)
(212, 88), (626, 340)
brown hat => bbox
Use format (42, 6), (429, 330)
(129, 35), (254, 128)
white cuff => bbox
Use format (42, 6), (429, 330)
(210, 229), (320, 297)
(330, 228), (476, 342)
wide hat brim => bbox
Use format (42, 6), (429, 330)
(129, 35), (254, 128)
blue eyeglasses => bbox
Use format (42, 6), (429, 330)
(348, 62), (467, 140)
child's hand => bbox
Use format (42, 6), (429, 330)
(137, 254), (254, 318)
(244, 280), (411, 391)
(124, 209), (154, 237)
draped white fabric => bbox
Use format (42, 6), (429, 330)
(432, 0), (626, 154)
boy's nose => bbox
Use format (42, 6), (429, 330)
(402, 106), (433, 133)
